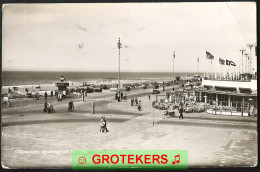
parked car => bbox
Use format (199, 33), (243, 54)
(133, 83), (142, 88)
(110, 87), (118, 91)
(129, 84), (136, 89)
(142, 84), (148, 89)
(152, 89), (160, 94)
(94, 87), (102, 92)
(100, 84), (109, 90)
(153, 84), (159, 89)
(124, 86), (131, 91)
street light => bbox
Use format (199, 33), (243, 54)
(204, 95), (207, 111)
(244, 53), (249, 73)
(239, 49), (246, 74)
(247, 44), (255, 74)
(173, 51), (175, 81)
(117, 37), (122, 102)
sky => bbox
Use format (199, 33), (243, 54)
(2, 2), (257, 73)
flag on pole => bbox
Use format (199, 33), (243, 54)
(230, 61), (236, 66)
(206, 51), (214, 59)
(219, 58), (225, 65)
(226, 59), (236, 66)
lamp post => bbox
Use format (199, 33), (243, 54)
(197, 57), (199, 74)
(239, 49), (245, 74)
(247, 44), (254, 74)
(204, 95), (207, 111)
(244, 53), (249, 73)
(117, 37), (122, 102)
(173, 51), (175, 81)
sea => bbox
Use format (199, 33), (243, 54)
(2, 71), (203, 86)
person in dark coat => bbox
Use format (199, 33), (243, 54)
(55, 91), (58, 98)
(51, 90), (53, 97)
(135, 97), (138, 106)
(44, 92), (47, 100)
(35, 92), (39, 100)
(179, 105), (184, 119)
(44, 100), (48, 111)
(100, 117), (108, 132)
(131, 97), (134, 106)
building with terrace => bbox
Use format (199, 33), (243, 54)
(194, 78), (257, 116)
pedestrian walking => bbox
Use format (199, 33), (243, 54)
(100, 117), (108, 132)
(250, 105), (255, 118)
(179, 105), (184, 119)
(51, 90), (53, 97)
(44, 91), (47, 100)
(35, 92), (39, 100)
(115, 92), (118, 100)
(82, 91), (85, 102)
(135, 97), (138, 106)
(59, 94), (63, 101)
(44, 100), (48, 111)
(131, 97), (134, 106)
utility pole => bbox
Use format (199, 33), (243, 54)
(210, 59), (213, 79)
(117, 37), (122, 102)
(197, 57), (199, 74)
(244, 53), (249, 73)
(173, 51), (175, 80)
(247, 44), (254, 74)
(239, 49), (246, 74)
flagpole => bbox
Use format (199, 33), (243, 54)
(211, 59), (213, 79)
(221, 64), (222, 80)
(240, 49), (245, 74)
(173, 51), (175, 80)
(197, 57), (199, 74)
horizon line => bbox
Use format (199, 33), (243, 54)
(2, 70), (203, 73)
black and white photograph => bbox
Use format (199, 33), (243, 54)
(1, 2), (257, 168)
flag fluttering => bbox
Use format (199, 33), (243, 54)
(206, 51), (214, 60)
(226, 59), (236, 66)
(219, 58), (225, 65)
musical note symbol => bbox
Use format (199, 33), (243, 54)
(172, 155), (180, 165)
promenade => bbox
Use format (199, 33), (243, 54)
(1, 86), (257, 168)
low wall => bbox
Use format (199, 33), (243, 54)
(206, 109), (249, 116)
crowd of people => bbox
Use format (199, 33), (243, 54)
(130, 97), (143, 111)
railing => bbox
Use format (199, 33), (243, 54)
(204, 73), (257, 82)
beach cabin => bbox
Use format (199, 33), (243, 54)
(55, 76), (69, 96)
